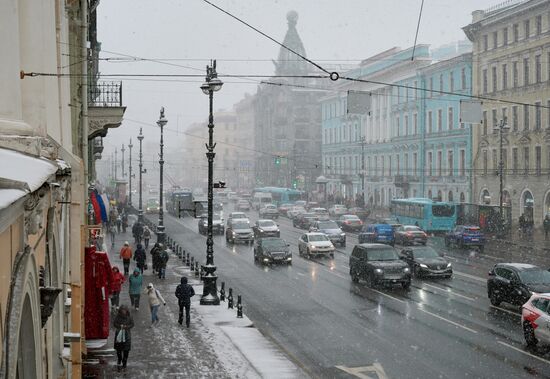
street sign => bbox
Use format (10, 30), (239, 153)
(347, 90), (372, 114)
(460, 100), (483, 123)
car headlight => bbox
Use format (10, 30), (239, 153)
(447, 263), (452, 268)
(403, 267), (410, 273)
(258, 229), (263, 232)
(340, 233), (346, 236)
(310, 245), (317, 250)
(232, 231), (236, 236)
(419, 263), (428, 268)
(374, 268), (383, 274)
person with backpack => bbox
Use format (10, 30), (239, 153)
(119, 241), (132, 276)
(134, 243), (147, 274)
(158, 246), (169, 280)
(110, 266), (125, 310)
(128, 268), (143, 311)
(144, 283), (166, 325)
(143, 226), (151, 249)
(113, 305), (134, 372)
(150, 243), (161, 274)
(175, 276), (195, 327)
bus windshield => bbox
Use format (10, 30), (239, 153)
(432, 204), (455, 217)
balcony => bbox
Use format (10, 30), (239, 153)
(394, 175), (419, 187)
(88, 81), (126, 140)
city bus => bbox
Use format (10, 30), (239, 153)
(252, 187), (305, 207)
(390, 198), (456, 232)
(167, 189), (193, 217)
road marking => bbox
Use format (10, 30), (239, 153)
(342, 264), (350, 270)
(370, 288), (406, 304)
(335, 363), (388, 379)
(422, 283), (476, 301)
(490, 305), (521, 317)
(453, 271), (486, 283)
(419, 309), (478, 334)
(497, 341), (550, 365)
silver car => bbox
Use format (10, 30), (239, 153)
(298, 232), (335, 259)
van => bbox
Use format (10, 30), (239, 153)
(252, 193), (272, 210)
(358, 224), (395, 246)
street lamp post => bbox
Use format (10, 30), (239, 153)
(114, 149), (118, 181)
(360, 136), (366, 208)
(121, 144), (126, 178)
(156, 107), (167, 244)
(128, 139), (133, 206)
(137, 128), (144, 222)
(200, 60), (223, 305)
(494, 119), (509, 230)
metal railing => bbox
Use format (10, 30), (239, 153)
(88, 81), (122, 107)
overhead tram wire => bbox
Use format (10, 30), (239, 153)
(411, 0), (425, 61)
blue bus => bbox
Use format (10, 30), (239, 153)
(390, 198), (456, 232)
(252, 187), (304, 206)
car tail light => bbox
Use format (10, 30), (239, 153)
(406, 232), (413, 236)
(422, 232), (427, 237)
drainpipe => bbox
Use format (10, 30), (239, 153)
(81, 0), (88, 189)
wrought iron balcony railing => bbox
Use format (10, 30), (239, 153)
(88, 81), (122, 107)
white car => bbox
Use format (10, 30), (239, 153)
(227, 212), (248, 225)
(329, 204), (348, 217)
(287, 206), (306, 219)
(298, 232), (335, 259)
(521, 293), (550, 347)
(311, 207), (330, 221)
(237, 200), (251, 211)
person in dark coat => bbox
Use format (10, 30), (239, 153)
(150, 243), (161, 274)
(134, 243), (147, 273)
(113, 305), (134, 372)
(158, 246), (169, 280)
(132, 222), (143, 244)
(175, 277), (195, 327)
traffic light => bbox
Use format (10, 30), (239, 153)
(274, 156), (281, 165)
(292, 179), (298, 189)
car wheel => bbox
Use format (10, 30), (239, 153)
(342, 241), (346, 247)
(350, 268), (359, 282)
(402, 280), (411, 290)
(413, 265), (421, 278)
(523, 322), (538, 347)
(489, 290), (501, 306)
(444, 238), (450, 247)
(253, 252), (258, 262)
(422, 241), (427, 246)
(307, 248), (312, 259)
(365, 273), (374, 288)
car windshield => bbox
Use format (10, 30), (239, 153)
(317, 221), (339, 229)
(308, 234), (329, 242)
(519, 269), (550, 285)
(231, 213), (246, 218)
(262, 239), (287, 249)
(258, 221), (276, 227)
(404, 226), (422, 231)
(411, 247), (439, 258)
(314, 209), (328, 215)
(343, 215), (359, 220)
(233, 222), (250, 229)
(367, 248), (400, 261)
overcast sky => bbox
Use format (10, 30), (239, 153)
(97, 0), (497, 174)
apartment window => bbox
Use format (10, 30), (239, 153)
(396, 116), (400, 137)
(502, 64), (508, 90)
(404, 115), (409, 136)
(461, 68), (466, 90)
(448, 150), (454, 176)
(535, 55), (541, 83)
(428, 111), (433, 133)
(524, 19), (530, 39)
(492, 149), (498, 172)
(429, 78), (433, 98)
(388, 156), (392, 176)
(524, 147), (529, 175)
(512, 147), (518, 174)
(450, 71), (454, 92)
(492, 66), (497, 92)
(448, 107), (454, 130)
(404, 153), (409, 176)
(396, 155), (400, 175)
(535, 102), (541, 130)
(483, 34), (488, 51)
(524, 57), (529, 86)
(460, 149), (465, 176)
(524, 104), (530, 130)
(493, 31), (498, 49)
(437, 109), (442, 132)
(483, 110), (488, 135)
(513, 23), (519, 42)
(437, 151), (442, 176)
(483, 150), (488, 175)
(535, 146), (541, 175)
(439, 74), (444, 91)
(502, 148), (507, 171)
(381, 157), (385, 177)
(483, 69), (488, 93)
(513, 61), (518, 87)
(502, 107), (508, 125)
(413, 113), (418, 135)
(536, 15), (542, 35)
(512, 106), (518, 130)
(413, 152), (417, 176)
(343, 125), (347, 140)
(427, 152), (432, 176)
(503, 27), (508, 45)
(413, 81), (418, 99)
(492, 109), (498, 129)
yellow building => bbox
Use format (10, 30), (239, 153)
(464, 0), (550, 226)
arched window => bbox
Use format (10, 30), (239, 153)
(481, 189), (491, 204)
(428, 190), (433, 199)
(460, 192), (466, 203)
(521, 189), (534, 220)
(448, 191), (454, 202)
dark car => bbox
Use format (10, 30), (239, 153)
(394, 225), (428, 245)
(225, 219), (254, 244)
(310, 220), (346, 247)
(348, 207), (370, 220)
(293, 212), (319, 229)
(338, 214), (363, 232)
(254, 237), (292, 265)
(349, 244), (411, 288)
(198, 213), (224, 235)
(358, 224), (395, 246)
(376, 217), (403, 231)
(399, 246), (452, 278)
(445, 225), (485, 252)
(487, 263), (550, 307)
(252, 219), (280, 238)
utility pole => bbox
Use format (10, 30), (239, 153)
(138, 128), (145, 222)
(360, 136), (366, 207)
(128, 139), (133, 206)
(495, 119), (509, 229)
(114, 149), (118, 181)
(121, 144), (126, 177)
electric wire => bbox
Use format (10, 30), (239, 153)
(411, 0), (425, 61)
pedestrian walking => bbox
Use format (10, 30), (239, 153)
(116, 214), (122, 234)
(113, 305), (134, 372)
(132, 221), (143, 245)
(122, 212), (128, 233)
(150, 243), (161, 274)
(109, 222), (117, 248)
(134, 243), (147, 274)
(110, 267), (125, 310)
(119, 242), (133, 276)
(544, 214), (550, 239)
(143, 225), (151, 249)
(144, 283), (166, 325)
(158, 246), (169, 280)
(128, 268), (143, 311)
(175, 276), (195, 327)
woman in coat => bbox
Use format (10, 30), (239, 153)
(134, 243), (147, 274)
(128, 268), (143, 311)
(144, 283), (166, 324)
(110, 266), (125, 309)
(113, 305), (134, 372)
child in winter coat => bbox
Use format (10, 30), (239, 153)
(110, 267), (125, 309)
(144, 283), (166, 324)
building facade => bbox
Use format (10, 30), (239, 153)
(464, 0), (550, 226)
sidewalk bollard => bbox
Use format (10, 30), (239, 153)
(190, 256), (194, 269)
(186, 252), (190, 266)
(194, 262), (200, 278)
(236, 295), (243, 318)
(227, 288), (234, 309)
(200, 264), (205, 280)
(220, 282), (225, 301)
(174, 243), (179, 257)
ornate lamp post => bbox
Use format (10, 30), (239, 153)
(128, 139), (133, 206)
(494, 119), (510, 231)
(137, 128), (144, 222)
(121, 144), (126, 177)
(156, 107), (167, 244)
(200, 60), (223, 305)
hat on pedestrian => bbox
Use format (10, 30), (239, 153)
(124, 241), (129, 246)
(147, 283), (153, 289)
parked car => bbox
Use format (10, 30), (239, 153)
(254, 237), (292, 265)
(338, 215), (363, 232)
(394, 225), (428, 245)
(310, 207), (330, 221)
(399, 246), (452, 278)
(328, 204), (348, 217)
(293, 212), (319, 229)
(252, 219), (280, 238)
(278, 203), (293, 216)
(198, 213), (225, 235)
(236, 199), (251, 211)
(310, 220), (346, 247)
(287, 206), (306, 219)
(259, 204), (279, 219)
(227, 212), (248, 225)
(445, 225), (485, 251)
(347, 207), (370, 220)
(298, 232), (335, 259)
(225, 219), (254, 244)
(358, 224), (395, 246)
(349, 243), (411, 288)
(521, 293), (550, 347)
(487, 263), (550, 307)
